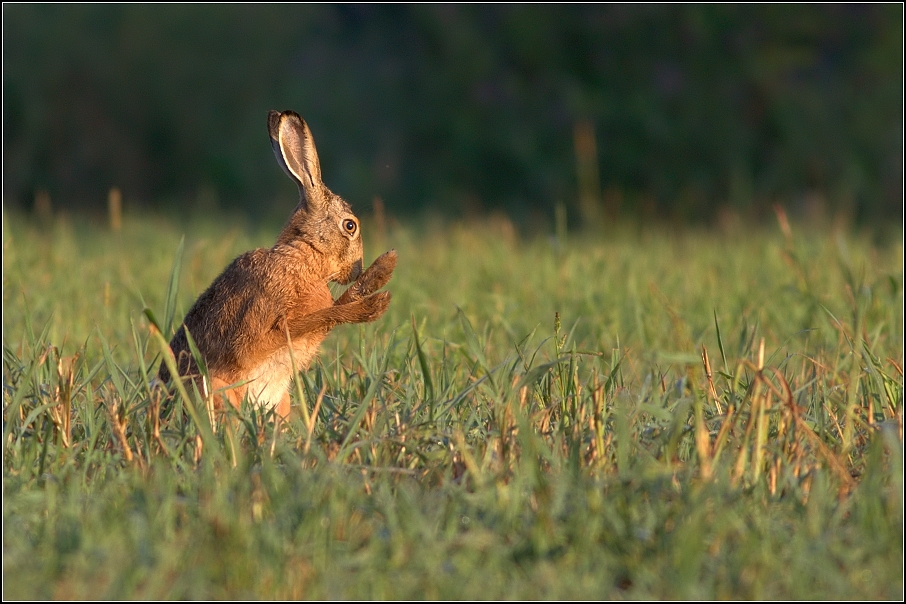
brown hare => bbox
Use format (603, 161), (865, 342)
(158, 110), (396, 419)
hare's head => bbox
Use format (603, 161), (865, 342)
(268, 110), (363, 284)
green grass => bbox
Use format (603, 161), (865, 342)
(3, 208), (903, 599)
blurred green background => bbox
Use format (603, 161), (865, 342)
(3, 4), (902, 227)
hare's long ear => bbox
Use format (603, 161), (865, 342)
(268, 110), (323, 201)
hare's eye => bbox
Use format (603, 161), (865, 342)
(343, 219), (358, 235)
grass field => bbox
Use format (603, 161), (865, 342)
(2, 208), (903, 599)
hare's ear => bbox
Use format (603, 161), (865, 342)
(268, 110), (323, 195)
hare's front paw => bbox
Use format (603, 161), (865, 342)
(337, 250), (397, 304)
(365, 249), (398, 285)
(354, 291), (392, 323)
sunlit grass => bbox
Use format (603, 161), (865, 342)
(2, 208), (903, 599)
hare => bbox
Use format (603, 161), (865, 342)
(157, 110), (396, 419)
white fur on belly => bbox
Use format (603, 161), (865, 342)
(243, 343), (320, 410)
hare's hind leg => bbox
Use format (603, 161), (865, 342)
(210, 376), (247, 412)
(275, 391), (292, 420)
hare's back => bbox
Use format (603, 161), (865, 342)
(178, 250), (281, 365)
(185, 246), (333, 362)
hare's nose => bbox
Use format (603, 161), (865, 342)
(349, 259), (363, 282)
(332, 258), (363, 285)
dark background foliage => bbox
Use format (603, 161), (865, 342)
(3, 4), (902, 226)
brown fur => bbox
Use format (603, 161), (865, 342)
(158, 110), (396, 419)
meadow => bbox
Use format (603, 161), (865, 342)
(2, 208), (903, 599)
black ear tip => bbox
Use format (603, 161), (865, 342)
(268, 110), (308, 138)
(267, 111), (282, 138)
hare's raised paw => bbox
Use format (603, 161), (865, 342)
(359, 250), (397, 294)
(369, 249), (397, 275)
(336, 250), (397, 305)
(355, 291), (392, 323)
(287, 290), (392, 336)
